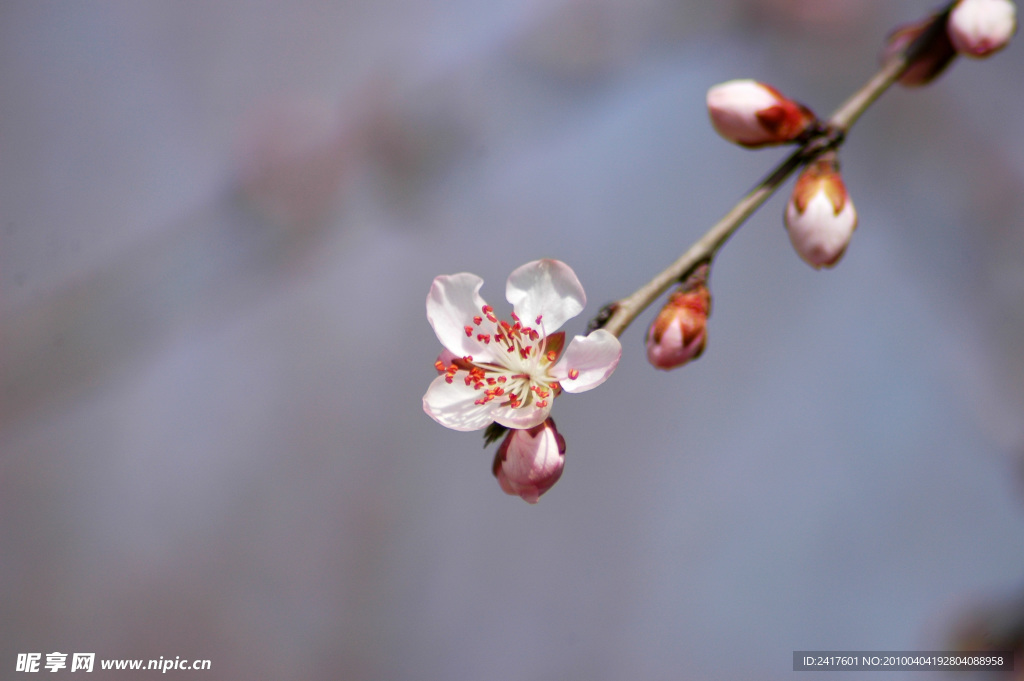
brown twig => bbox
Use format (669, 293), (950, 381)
(593, 4), (956, 338)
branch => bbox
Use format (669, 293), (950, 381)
(593, 4), (956, 338)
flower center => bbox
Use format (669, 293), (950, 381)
(436, 304), (560, 410)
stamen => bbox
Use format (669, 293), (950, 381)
(535, 315), (543, 325)
(473, 316), (483, 326)
(546, 351), (558, 362)
(568, 368), (580, 380)
(464, 326), (473, 337)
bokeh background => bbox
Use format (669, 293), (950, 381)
(2, 1), (1023, 679)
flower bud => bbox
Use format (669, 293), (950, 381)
(646, 268), (711, 371)
(882, 15), (957, 86)
(785, 154), (857, 269)
(948, 0), (1017, 57)
(492, 418), (565, 504)
(706, 79), (817, 148)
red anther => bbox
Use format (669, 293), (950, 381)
(510, 312), (519, 321)
(497, 376), (507, 383)
(501, 320), (512, 332)
(482, 305), (493, 314)
(568, 368), (580, 380)
(464, 376), (473, 385)
(535, 315), (543, 325)
(546, 351), (558, 362)
(529, 330), (539, 341)
(463, 356), (473, 362)
(507, 345), (515, 353)
(445, 376), (454, 384)
(487, 378), (496, 385)
(477, 334), (491, 343)
(434, 360), (446, 372)
(494, 387), (505, 396)
(464, 326), (473, 337)
(473, 316), (483, 326)
(536, 400), (547, 408)
(486, 314), (498, 323)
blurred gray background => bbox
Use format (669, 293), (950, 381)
(2, 1), (1023, 679)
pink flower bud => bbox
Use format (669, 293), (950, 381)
(706, 79), (817, 148)
(646, 269), (711, 371)
(948, 0), (1017, 57)
(785, 154), (857, 269)
(492, 418), (565, 504)
(882, 16), (957, 86)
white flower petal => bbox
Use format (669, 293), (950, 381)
(505, 259), (585, 335)
(491, 400), (552, 430)
(422, 375), (495, 432)
(426, 273), (497, 363)
(949, 0), (1016, 57)
(706, 79), (781, 145)
(551, 329), (622, 393)
(785, 190), (857, 269)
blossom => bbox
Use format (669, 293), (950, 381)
(646, 273), (711, 371)
(881, 15), (957, 86)
(706, 79), (817, 148)
(424, 259), (621, 431)
(492, 418), (566, 504)
(948, 0), (1017, 57)
(784, 154), (858, 269)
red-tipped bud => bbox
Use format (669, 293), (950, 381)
(948, 0), (1017, 57)
(492, 418), (565, 504)
(706, 79), (817, 148)
(646, 267), (711, 371)
(882, 15), (957, 86)
(785, 154), (857, 269)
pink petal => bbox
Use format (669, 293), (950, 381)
(426, 273), (497, 363)
(495, 419), (566, 504)
(422, 375), (495, 432)
(551, 329), (621, 393)
(490, 400), (552, 430)
(505, 259), (585, 335)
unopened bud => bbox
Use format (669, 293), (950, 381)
(646, 266), (711, 371)
(785, 154), (857, 269)
(948, 0), (1017, 57)
(882, 15), (957, 86)
(492, 418), (565, 504)
(706, 79), (817, 148)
